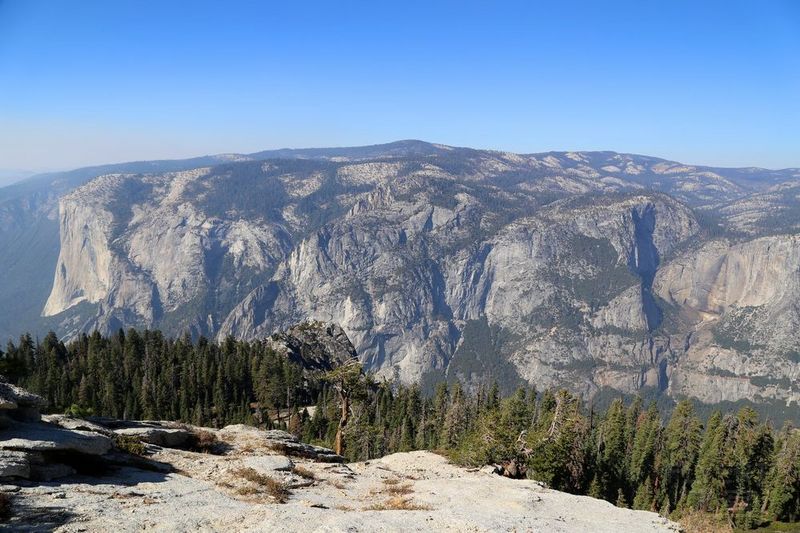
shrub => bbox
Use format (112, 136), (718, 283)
(64, 404), (94, 418)
(188, 430), (219, 454)
(292, 465), (316, 480)
(114, 435), (146, 455)
(234, 467), (291, 503)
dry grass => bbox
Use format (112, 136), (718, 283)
(366, 496), (432, 511)
(366, 480), (429, 511)
(292, 465), (316, 480)
(236, 467), (272, 485)
(186, 430), (220, 454)
(370, 480), (414, 497)
(234, 467), (291, 503)
(328, 479), (349, 489)
(262, 478), (291, 503)
(384, 482), (413, 496)
(678, 510), (732, 533)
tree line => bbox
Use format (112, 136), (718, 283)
(1, 329), (798, 529)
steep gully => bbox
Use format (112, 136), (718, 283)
(629, 205), (669, 391)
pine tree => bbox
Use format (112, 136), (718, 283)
(595, 398), (628, 501)
(730, 407), (773, 520)
(764, 428), (800, 522)
(633, 475), (655, 511)
(687, 411), (727, 512)
(324, 360), (367, 457)
(616, 488), (628, 508)
(440, 382), (469, 449)
(629, 402), (661, 491)
(660, 400), (701, 510)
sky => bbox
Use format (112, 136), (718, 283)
(0, 0), (799, 181)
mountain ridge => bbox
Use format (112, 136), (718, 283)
(2, 141), (799, 408)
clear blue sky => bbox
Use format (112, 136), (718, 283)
(1, 0), (798, 176)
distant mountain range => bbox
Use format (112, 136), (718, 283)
(2, 140), (799, 411)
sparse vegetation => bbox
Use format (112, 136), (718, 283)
(292, 465), (316, 480)
(333, 504), (354, 511)
(328, 479), (349, 490)
(234, 485), (259, 496)
(366, 479), (425, 510)
(64, 403), (94, 418)
(263, 478), (291, 503)
(366, 496), (431, 511)
(187, 429), (220, 454)
(678, 509), (733, 533)
(383, 481), (413, 496)
(234, 467), (291, 503)
(113, 435), (146, 456)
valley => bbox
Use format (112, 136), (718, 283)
(2, 141), (797, 408)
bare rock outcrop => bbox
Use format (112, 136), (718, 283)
(0, 423), (112, 456)
(264, 321), (357, 371)
(2, 445), (681, 532)
(218, 426), (344, 463)
(0, 378), (47, 425)
(0, 382), (680, 531)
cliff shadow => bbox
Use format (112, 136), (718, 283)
(629, 204), (663, 331)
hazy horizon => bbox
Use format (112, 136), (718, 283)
(3, 137), (800, 189)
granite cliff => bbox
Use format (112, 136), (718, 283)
(8, 141), (799, 405)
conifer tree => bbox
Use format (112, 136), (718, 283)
(763, 428), (800, 522)
(595, 398), (628, 501)
(660, 400), (701, 510)
(687, 411), (727, 512)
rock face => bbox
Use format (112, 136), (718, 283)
(0, 380), (344, 488)
(265, 322), (358, 371)
(3, 438), (680, 532)
(653, 235), (800, 404)
(0, 450), (31, 478)
(0, 424), (112, 456)
(26, 141), (800, 405)
(0, 377), (47, 424)
(0, 379), (113, 483)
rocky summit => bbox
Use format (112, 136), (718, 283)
(0, 382), (678, 533)
(3, 141), (800, 405)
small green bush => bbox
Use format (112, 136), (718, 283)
(114, 435), (146, 455)
(64, 404), (94, 418)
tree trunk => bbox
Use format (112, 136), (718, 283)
(334, 389), (350, 456)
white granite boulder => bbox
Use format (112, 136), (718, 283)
(0, 423), (112, 456)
